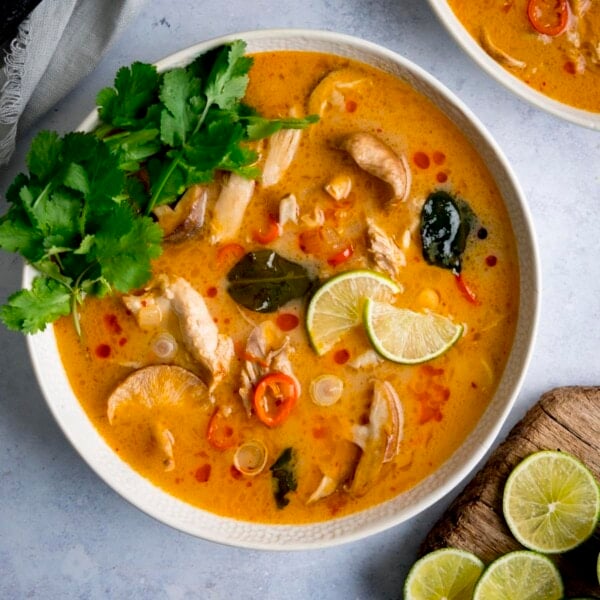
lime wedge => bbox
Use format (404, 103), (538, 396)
(473, 551), (563, 600)
(305, 269), (400, 355)
(363, 298), (463, 364)
(404, 547), (484, 600)
(503, 450), (600, 554)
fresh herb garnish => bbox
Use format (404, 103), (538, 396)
(95, 40), (318, 211)
(419, 190), (477, 274)
(0, 40), (318, 334)
(227, 250), (314, 312)
(270, 447), (297, 509)
(0, 131), (162, 334)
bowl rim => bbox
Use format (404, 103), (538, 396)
(426, 0), (600, 130)
(25, 28), (541, 550)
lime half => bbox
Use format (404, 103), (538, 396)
(473, 551), (563, 600)
(306, 270), (400, 355)
(363, 299), (463, 364)
(404, 547), (484, 600)
(503, 450), (600, 554)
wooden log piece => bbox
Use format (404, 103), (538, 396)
(420, 386), (600, 597)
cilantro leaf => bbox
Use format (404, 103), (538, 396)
(0, 276), (71, 333)
(159, 67), (202, 146)
(0, 209), (45, 262)
(27, 131), (62, 180)
(91, 203), (163, 291)
(97, 62), (160, 128)
(204, 40), (253, 111)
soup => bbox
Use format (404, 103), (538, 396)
(447, 0), (600, 112)
(53, 49), (519, 524)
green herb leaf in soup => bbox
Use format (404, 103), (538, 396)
(419, 190), (476, 274)
(227, 250), (314, 313)
(270, 447), (297, 509)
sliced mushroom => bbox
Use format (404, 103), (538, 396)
(339, 132), (411, 202)
(153, 184), (209, 242)
(210, 173), (256, 244)
(480, 28), (527, 69)
(107, 365), (208, 471)
(307, 474), (338, 504)
(350, 381), (404, 496)
(366, 218), (406, 281)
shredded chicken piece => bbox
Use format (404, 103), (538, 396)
(350, 381), (404, 496)
(153, 184), (208, 242)
(210, 173), (256, 244)
(123, 276), (234, 390)
(261, 129), (302, 188)
(122, 291), (169, 329)
(279, 194), (299, 226)
(480, 28), (527, 69)
(347, 349), (383, 370)
(307, 68), (371, 116)
(238, 321), (299, 416)
(325, 174), (352, 201)
(300, 207), (326, 228)
(339, 132), (411, 202)
(366, 218), (406, 280)
(163, 277), (234, 391)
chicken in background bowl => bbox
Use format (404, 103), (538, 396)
(3, 30), (539, 548)
(428, 0), (600, 129)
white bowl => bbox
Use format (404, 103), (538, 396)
(25, 29), (540, 550)
(427, 0), (600, 130)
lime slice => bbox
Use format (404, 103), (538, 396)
(503, 450), (600, 554)
(597, 552), (600, 585)
(473, 551), (563, 600)
(305, 269), (400, 355)
(363, 298), (463, 364)
(404, 547), (484, 600)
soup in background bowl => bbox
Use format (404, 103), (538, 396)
(22, 30), (539, 549)
(428, 0), (600, 129)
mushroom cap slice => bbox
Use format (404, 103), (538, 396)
(107, 365), (207, 424)
(350, 380), (404, 497)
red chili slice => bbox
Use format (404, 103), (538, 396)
(527, 0), (569, 36)
(252, 372), (299, 427)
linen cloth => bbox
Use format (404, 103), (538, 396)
(0, 0), (145, 166)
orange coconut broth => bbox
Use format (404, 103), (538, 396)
(53, 50), (519, 524)
(447, 0), (600, 112)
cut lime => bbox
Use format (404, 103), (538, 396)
(404, 547), (484, 600)
(363, 298), (463, 364)
(473, 551), (563, 600)
(503, 450), (600, 554)
(305, 269), (400, 355)
(597, 551), (600, 585)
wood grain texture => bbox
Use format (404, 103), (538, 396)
(421, 386), (600, 597)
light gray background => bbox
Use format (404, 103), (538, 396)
(1, 1), (599, 598)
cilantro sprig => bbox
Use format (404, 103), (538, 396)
(0, 131), (162, 334)
(96, 40), (318, 212)
(0, 40), (318, 334)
